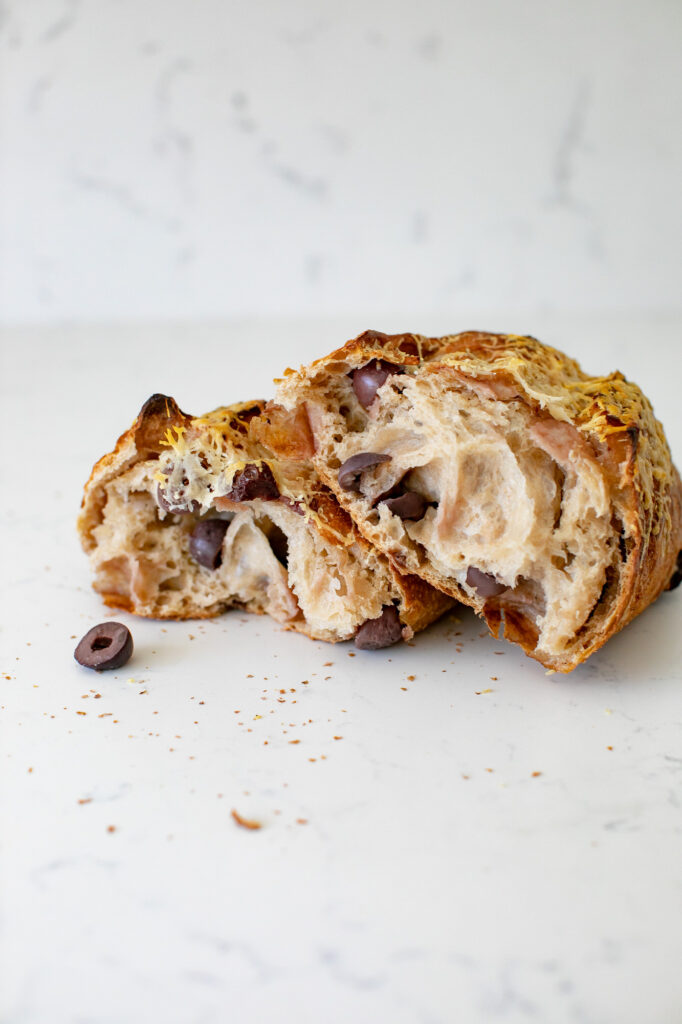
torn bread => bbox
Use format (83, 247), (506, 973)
(267, 330), (682, 671)
(78, 394), (453, 646)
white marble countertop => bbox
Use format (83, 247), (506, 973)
(1, 316), (681, 1024)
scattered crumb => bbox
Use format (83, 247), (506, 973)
(485, 768), (494, 773)
(78, 797), (92, 805)
(407, 675), (416, 681)
(461, 774), (470, 780)
(347, 652), (355, 657)
(606, 745), (613, 751)
(475, 689), (493, 695)
(27, 767), (33, 773)
(531, 771), (542, 778)
(106, 825), (116, 833)
(323, 662), (333, 667)
(333, 736), (343, 741)
(76, 711), (87, 716)
(400, 687), (407, 691)
(288, 739), (300, 745)
(490, 676), (498, 682)
(231, 809), (262, 830)
(296, 818), (308, 825)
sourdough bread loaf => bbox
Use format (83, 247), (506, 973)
(268, 330), (682, 671)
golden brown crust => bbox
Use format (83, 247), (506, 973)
(274, 329), (682, 671)
(389, 565), (455, 637)
(79, 394), (193, 554)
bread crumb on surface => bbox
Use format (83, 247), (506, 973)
(231, 809), (262, 830)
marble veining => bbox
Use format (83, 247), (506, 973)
(1, 0), (681, 322)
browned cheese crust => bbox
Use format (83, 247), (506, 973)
(78, 392), (453, 643)
(271, 329), (682, 671)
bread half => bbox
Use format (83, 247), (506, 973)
(269, 330), (682, 670)
(78, 394), (453, 646)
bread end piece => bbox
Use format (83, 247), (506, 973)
(78, 392), (454, 645)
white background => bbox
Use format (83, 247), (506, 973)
(2, 4), (682, 1022)
(1, 0), (681, 323)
